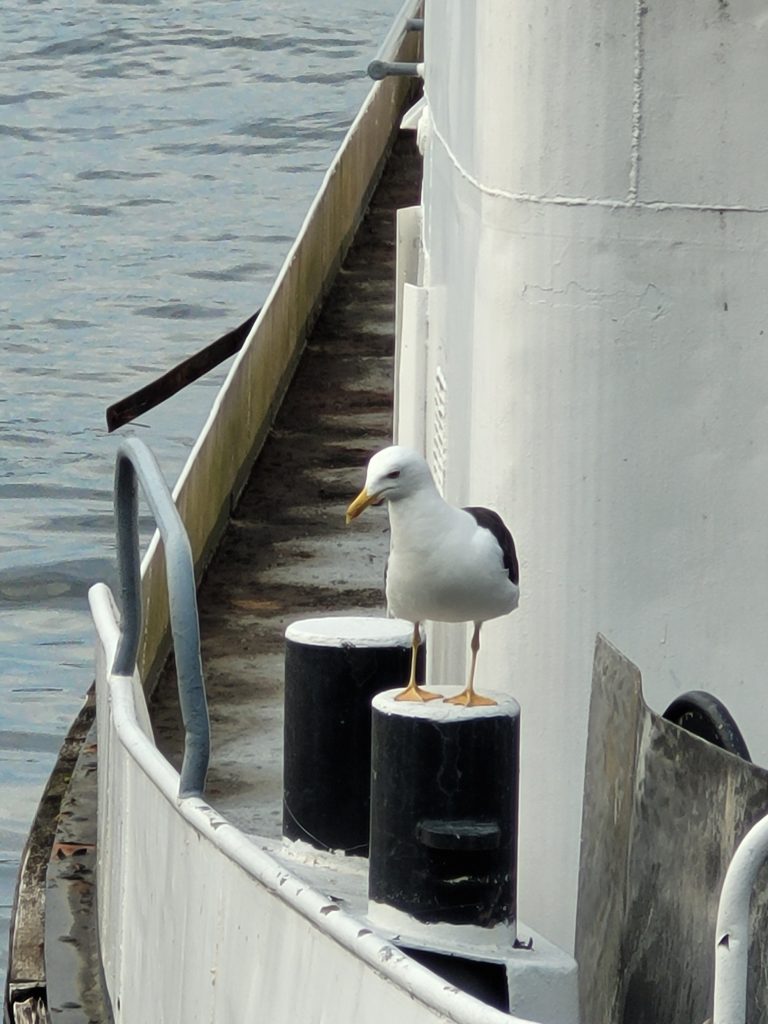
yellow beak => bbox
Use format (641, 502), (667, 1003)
(345, 487), (380, 524)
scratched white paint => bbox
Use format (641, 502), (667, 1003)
(285, 616), (415, 648)
(373, 686), (520, 723)
(401, 0), (768, 954)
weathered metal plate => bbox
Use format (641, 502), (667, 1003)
(576, 635), (768, 1024)
(43, 719), (112, 1024)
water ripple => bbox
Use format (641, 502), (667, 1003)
(29, 28), (136, 60)
(0, 90), (62, 105)
(135, 301), (225, 320)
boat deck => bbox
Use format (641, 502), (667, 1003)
(150, 130), (422, 838)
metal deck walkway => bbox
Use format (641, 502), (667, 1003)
(151, 131), (422, 837)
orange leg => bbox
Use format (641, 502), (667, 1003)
(444, 622), (497, 707)
(394, 622), (442, 702)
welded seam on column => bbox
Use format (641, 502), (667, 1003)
(629, 0), (647, 203)
(426, 111), (622, 209)
(427, 109), (768, 215)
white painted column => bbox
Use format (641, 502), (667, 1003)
(406, 0), (768, 951)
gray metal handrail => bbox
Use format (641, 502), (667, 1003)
(367, 0), (423, 81)
(113, 436), (209, 798)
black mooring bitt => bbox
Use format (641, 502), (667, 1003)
(282, 617), (418, 856)
(369, 691), (520, 932)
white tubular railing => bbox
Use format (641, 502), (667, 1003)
(712, 812), (768, 1023)
(113, 437), (209, 798)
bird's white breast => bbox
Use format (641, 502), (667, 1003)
(385, 495), (519, 625)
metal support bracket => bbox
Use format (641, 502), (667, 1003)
(367, 0), (424, 81)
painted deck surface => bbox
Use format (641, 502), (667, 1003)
(150, 132), (422, 838)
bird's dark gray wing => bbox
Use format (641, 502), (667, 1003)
(463, 506), (519, 586)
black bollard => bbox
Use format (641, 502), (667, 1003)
(369, 688), (520, 947)
(283, 617), (418, 855)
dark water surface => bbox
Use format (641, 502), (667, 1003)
(0, 0), (402, 983)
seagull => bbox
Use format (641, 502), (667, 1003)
(345, 446), (519, 707)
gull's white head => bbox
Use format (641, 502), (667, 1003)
(346, 446), (435, 522)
